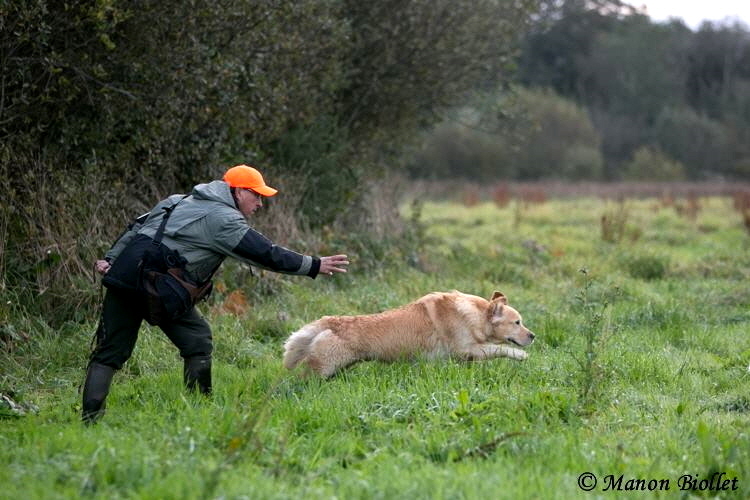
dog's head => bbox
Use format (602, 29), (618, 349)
(486, 291), (535, 347)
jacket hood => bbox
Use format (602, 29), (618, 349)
(191, 180), (236, 208)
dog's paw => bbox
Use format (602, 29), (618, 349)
(501, 346), (528, 361)
(514, 350), (529, 361)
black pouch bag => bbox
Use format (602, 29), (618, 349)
(101, 233), (159, 292)
(141, 266), (213, 326)
(102, 198), (213, 325)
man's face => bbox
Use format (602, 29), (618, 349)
(236, 188), (263, 217)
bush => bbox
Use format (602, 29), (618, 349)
(600, 203), (630, 243)
(269, 116), (358, 229)
(622, 146), (686, 181)
(409, 87), (604, 181)
(624, 253), (669, 280)
(560, 144), (604, 180)
(509, 87), (603, 180)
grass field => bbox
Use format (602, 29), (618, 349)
(2, 196), (750, 499)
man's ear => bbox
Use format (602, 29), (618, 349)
(490, 291), (508, 304)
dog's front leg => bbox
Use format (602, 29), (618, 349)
(463, 344), (528, 361)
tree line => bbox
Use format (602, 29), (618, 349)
(410, 0), (750, 181)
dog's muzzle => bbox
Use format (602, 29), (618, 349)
(505, 333), (535, 347)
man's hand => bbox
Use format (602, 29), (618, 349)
(319, 254), (349, 276)
(95, 259), (111, 275)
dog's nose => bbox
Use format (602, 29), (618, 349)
(529, 332), (536, 340)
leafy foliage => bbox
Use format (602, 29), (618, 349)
(269, 116), (356, 229)
(410, 87), (603, 180)
(337, 0), (537, 146)
(622, 146), (686, 181)
(622, 253), (670, 281)
(0, 0), (539, 321)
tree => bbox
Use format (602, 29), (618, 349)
(687, 22), (750, 119)
(518, 0), (634, 100)
(653, 106), (731, 178)
(507, 87), (602, 179)
(409, 87), (602, 181)
(337, 0), (539, 150)
(517, 1), (750, 179)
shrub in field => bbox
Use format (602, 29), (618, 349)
(517, 185), (547, 206)
(733, 189), (750, 235)
(623, 253), (669, 280)
(570, 268), (619, 414)
(512, 198), (524, 229)
(491, 184), (511, 208)
(559, 144), (604, 180)
(461, 186), (481, 207)
(600, 202), (629, 243)
(674, 193), (702, 221)
(622, 146), (686, 181)
(732, 189), (750, 213)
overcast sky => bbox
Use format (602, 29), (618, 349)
(636, 0), (750, 29)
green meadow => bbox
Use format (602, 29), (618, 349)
(2, 196), (749, 499)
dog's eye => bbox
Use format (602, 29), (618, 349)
(514, 320), (521, 325)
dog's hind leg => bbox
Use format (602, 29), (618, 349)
(305, 329), (358, 377)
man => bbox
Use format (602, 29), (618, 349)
(82, 164), (349, 424)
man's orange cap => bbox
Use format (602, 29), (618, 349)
(223, 165), (278, 197)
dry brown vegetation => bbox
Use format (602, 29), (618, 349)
(410, 180), (750, 243)
(733, 190), (750, 234)
(411, 180), (750, 208)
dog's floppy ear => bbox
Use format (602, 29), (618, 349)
(489, 301), (504, 323)
(490, 291), (508, 304)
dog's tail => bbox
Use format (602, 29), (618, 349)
(283, 322), (325, 370)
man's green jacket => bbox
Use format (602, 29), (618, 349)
(105, 180), (320, 283)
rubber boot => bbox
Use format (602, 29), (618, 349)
(81, 362), (115, 425)
(184, 355), (212, 395)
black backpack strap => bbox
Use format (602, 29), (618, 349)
(153, 195), (189, 245)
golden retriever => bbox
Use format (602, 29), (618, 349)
(283, 291), (535, 377)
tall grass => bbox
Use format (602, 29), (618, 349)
(2, 195), (749, 499)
